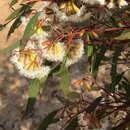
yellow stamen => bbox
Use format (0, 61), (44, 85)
(60, 0), (80, 15)
(18, 49), (41, 70)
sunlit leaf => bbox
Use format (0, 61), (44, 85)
(6, 8), (22, 21)
(23, 12), (40, 39)
(87, 43), (94, 61)
(59, 67), (71, 97)
(25, 79), (40, 113)
(6, 3), (32, 21)
(25, 77), (47, 115)
(24, 79), (41, 115)
(115, 30), (130, 40)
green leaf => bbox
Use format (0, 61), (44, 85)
(7, 17), (22, 39)
(24, 79), (41, 115)
(0, 41), (20, 54)
(29, 79), (41, 98)
(10, 0), (18, 6)
(25, 77), (47, 115)
(115, 30), (130, 40)
(6, 8), (22, 21)
(91, 45), (107, 78)
(85, 33), (107, 78)
(65, 118), (78, 130)
(110, 46), (122, 91)
(0, 24), (6, 31)
(6, 3), (33, 21)
(87, 44), (94, 58)
(38, 110), (59, 130)
(7, 4), (34, 39)
(23, 12), (40, 39)
(67, 92), (80, 99)
(59, 67), (71, 97)
(86, 34), (94, 61)
(110, 72), (125, 92)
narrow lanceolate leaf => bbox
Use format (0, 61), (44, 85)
(0, 41), (20, 54)
(23, 12), (40, 39)
(110, 72), (125, 92)
(10, 0), (18, 6)
(91, 45), (107, 78)
(25, 77), (47, 115)
(6, 8), (22, 21)
(115, 30), (130, 40)
(0, 24), (6, 31)
(65, 118), (78, 130)
(110, 46), (122, 91)
(38, 110), (59, 130)
(7, 4), (34, 39)
(59, 67), (71, 97)
(25, 79), (41, 115)
(86, 34), (94, 63)
(6, 3), (33, 21)
(87, 44), (94, 59)
(7, 17), (22, 39)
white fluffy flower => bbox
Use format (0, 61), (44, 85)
(118, 0), (128, 8)
(107, 1), (115, 9)
(80, 0), (106, 5)
(52, 2), (91, 22)
(18, 65), (50, 79)
(65, 39), (84, 67)
(31, 27), (48, 41)
(10, 41), (51, 79)
(39, 41), (65, 62)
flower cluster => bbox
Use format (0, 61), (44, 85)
(10, 1), (86, 79)
(10, 38), (84, 79)
(10, 0), (129, 80)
